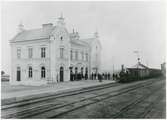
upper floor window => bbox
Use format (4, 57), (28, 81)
(17, 48), (21, 59)
(86, 53), (88, 61)
(60, 48), (64, 58)
(28, 66), (33, 78)
(70, 50), (73, 60)
(28, 48), (33, 58)
(41, 47), (46, 58)
(75, 51), (78, 60)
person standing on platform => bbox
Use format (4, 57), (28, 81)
(98, 73), (102, 82)
(113, 73), (115, 80)
(108, 73), (110, 80)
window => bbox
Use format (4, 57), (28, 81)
(86, 53), (88, 61)
(70, 50), (73, 60)
(41, 66), (45, 78)
(17, 67), (21, 81)
(28, 66), (32, 78)
(75, 51), (78, 60)
(17, 48), (21, 59)
(28, 48), (33, 58)
(41, 47), (46, 58)
(60, 36), (63, 41)
(60, 48), (64, 58)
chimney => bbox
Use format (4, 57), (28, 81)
(42, 23), (53, 29)
(121, 64), (124, 72)
(57, 13), (65, 26)
(18, 22), (24, 33)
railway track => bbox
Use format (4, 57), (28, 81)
(2, 82), (120, 109)
(52, 80), (164, 118)
(112, 82), (165, 118)
(138, 88), (165, 118)
(2, 79), (161, 118)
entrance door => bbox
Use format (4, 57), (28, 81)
(69, 67), (73, 81)
(17, 67), (21, 81)
(60, 67), (64, 82)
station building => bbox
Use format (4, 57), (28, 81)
(10, 15), (102, 85)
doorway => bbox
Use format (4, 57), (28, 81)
(17, 67), (21, 81)
(60, 66), (64, 82)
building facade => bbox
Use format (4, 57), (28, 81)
(10, 16), (102, 85)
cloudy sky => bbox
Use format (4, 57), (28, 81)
(1, 1), (166, 74)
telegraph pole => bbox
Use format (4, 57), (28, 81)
(134, 51), (140, 80)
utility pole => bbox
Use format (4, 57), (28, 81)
(134, 51), (140, 63)
(113, 64), (114, 74)
(134, 51), (140, 80)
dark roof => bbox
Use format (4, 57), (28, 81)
(127, 62), (149, 69)
(11, 25), (94, 48)
(11, 26), (55, 42)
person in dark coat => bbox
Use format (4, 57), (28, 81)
(112, 73), (115, 80)
(102, 73), (105, 80)
(91, 73), (93, 80)
(98, 73), (102, 82)
(108, 73), (110, 80)
(115, 74), (118, 80)
(94, 73), (96, 80)
(85, 73), (88, 80)
(105, 73), (107, 80)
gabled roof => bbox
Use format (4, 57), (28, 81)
(10, 23), (98, 49)
(80, 38), (95, 45)
(128, 62), (149, 69)
(11, 26), (55, 42)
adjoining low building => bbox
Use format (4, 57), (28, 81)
(127, 62), (150, 78)
(10, 15), (102, 85)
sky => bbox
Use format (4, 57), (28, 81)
(1, 1), (166, 74)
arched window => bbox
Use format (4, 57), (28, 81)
(85, 67), (88, 73)
(75, 67), (78, 74)
(17, 66), (21, 71)
(41, 66), (45, 78)
(60, 36), (63, 41)
(28, 66), (33, 78)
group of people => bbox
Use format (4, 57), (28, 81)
(91, 73), (111, 80)
(70, 72), (88, 81)
(112, 73), (119, 80)
(70, 72), (121, 82)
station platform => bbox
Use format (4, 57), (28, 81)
(1, 80), (115, 101)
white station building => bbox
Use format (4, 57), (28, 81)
(10, 15), (102, 85)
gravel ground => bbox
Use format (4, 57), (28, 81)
(57, 79), (166, 119)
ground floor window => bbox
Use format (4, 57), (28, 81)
(41, 66), (45, 78)
(28, 66), (33, 78)
(16, 67), (21, 81)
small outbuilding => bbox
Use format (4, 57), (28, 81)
(127, 62), (150, 78)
